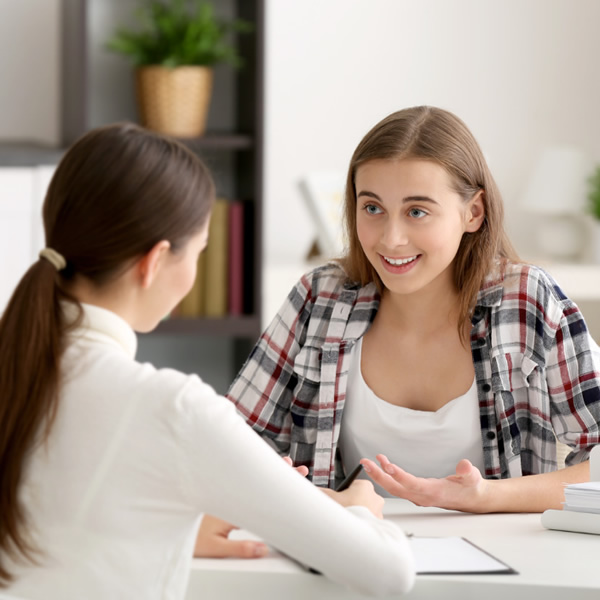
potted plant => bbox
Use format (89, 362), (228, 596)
(107, 0), (252, 138)
(588, 165), (600, 263)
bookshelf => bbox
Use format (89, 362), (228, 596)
(0, 0), (265, 376)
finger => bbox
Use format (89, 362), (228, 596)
(282, 456), (293, 466)
(448, 459), (483, 488)
(198, 514), (239, 536)
(374, 455), (424, 489)
(375, 454), (392, 469)
(360, 458), (408, 497)
(455, 459), (473, 477)
(195, 537), (269, 559)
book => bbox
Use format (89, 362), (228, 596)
(227, 201), (244, 315)
(541, 445), (600, 535)
(177, 252), (206, 317)
(203, 198), (229, 318)
(541, 508), (600, 535)
(242, 201), (255, 315)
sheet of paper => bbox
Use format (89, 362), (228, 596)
(409, 536), (516, 575)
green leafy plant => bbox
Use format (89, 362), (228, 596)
(588, 165), (600, 221)
(106, 0), (252, 68)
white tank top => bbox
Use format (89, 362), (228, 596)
(338, 337), (485, 495)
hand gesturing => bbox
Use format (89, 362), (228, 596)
(360, 454), (489, 513)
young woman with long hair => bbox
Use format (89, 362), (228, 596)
(228, 105), (600, 513)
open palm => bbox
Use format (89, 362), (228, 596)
(360, 454), (489, 513)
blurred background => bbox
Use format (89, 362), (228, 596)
(1, 0), (600, 391)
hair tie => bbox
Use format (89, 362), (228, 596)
(39, 248), (67, 271)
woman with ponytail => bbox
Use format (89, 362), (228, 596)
(0, 123), (415, 599)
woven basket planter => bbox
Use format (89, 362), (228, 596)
(135, 66), (213, 138)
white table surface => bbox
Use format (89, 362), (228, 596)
(185, 498), (600, 600)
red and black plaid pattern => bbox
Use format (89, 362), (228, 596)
(228, 262), (600, 488)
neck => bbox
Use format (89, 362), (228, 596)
(379, 278), (463, 336)
(67, 274), (137, 328)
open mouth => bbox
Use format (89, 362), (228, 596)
(382, 255), (419, 266)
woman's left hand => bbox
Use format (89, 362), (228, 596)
(360, 454), (489, 513)
(193, 514), (269, 558)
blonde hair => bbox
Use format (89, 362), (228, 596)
(340, 106), (518, 340)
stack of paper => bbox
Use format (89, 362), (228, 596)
(541, 448), (600, 535)
(563, 482), (600, 514)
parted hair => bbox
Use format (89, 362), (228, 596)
(0, 122), (215, 584)
(340, 105), (518, 337)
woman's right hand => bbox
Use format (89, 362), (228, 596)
(322, 480), (385, 519)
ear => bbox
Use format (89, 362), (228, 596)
(464, 190), (485, 233)
(136, 240), (171, 289)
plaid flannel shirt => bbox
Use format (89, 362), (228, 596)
(228, 262), (600, 488)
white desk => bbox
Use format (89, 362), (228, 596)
(186, 499), (600, 600)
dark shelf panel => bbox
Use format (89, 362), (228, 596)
(0, 142), (66, 166)
(0, 132), (254, 167)
(148, 315), (262, 338)
(179, 132), (254, 151)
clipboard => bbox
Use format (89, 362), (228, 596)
(409, 536), (518, 575)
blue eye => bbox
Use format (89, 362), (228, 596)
(408, 207), (427, 219)
(365, 204), (382, 215)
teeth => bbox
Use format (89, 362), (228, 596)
(384, 255), (418, 266)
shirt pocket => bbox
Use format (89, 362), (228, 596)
(491, 352), (539, 393)
(290, 346), (322, 445)
(490, 351), (542, 475)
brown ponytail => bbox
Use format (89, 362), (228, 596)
(0, 122), (215, 583)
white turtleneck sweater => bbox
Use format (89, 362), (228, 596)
(6, 304), (414, 599)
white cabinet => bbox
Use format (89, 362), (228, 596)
(0, 166), (54, 313)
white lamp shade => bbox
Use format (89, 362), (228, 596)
(522, 146), (591, 215)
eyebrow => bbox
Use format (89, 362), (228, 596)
(356, 191), (439, 205)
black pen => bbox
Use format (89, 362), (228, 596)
(336, 463), (364, 492)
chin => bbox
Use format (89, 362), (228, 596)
(134, 320), (161, 334)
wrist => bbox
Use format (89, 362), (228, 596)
(472, 477), (497, 513)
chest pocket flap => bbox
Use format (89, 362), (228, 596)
(491, 352), (539, 393)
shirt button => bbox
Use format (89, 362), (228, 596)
(482, 383), (491, 392)
(486, 431), (496, 440)
(477, 337), (486, 347)
(473, 307), (484, 320)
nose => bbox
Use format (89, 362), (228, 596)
(381, 217), (409, 248)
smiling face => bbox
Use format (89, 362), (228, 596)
(355, 158), (484, 300)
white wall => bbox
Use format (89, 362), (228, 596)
(3, 0), (600, 262)
(263, 0), (600, 264)
(2, 0), (600, 305)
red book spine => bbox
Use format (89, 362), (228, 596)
(228, 201), (244, 315)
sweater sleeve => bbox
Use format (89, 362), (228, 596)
(174, 376), (415, 597)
